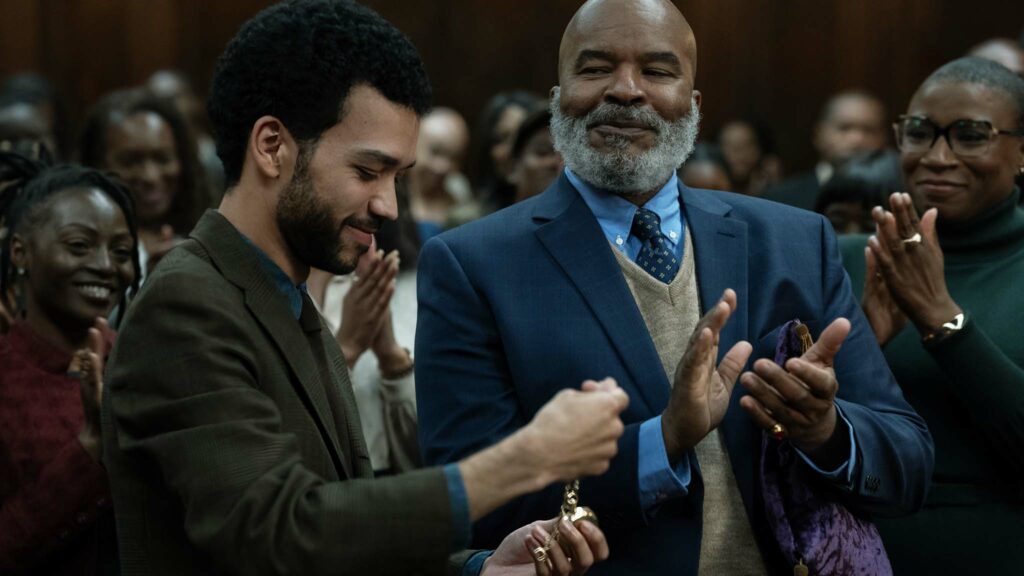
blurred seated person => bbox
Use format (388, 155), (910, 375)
(716, 118), (781, 195)
(839, 57), (1024, 575)
(451, 91), (545, 226)
(509, 109), (562, 203)
(765, 90), (887, 210)
(406, 107), (470, 242)
(79, 89), (211, 278)
(0, 74), (60, 158)
(0, 103), (56, 159)
(815, 149), (902, 235)
(679, 142), (733, 191)
(0, 152), (139, 575)
(969, 37), (1024, 77)
(148, 70), (226, 199)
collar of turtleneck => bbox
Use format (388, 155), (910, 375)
(938, 187), (1024, 266)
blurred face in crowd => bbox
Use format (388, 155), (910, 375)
(823, 201), (873, 235)
(411, 108), (469, 194)
(552, 0), (702, 195)
(511, 126), (563, 202)
(969, 39), (1024, 78)
(0, 103), (57, 156)
(11, 188), (135, 334)
(815, 94), (887, 165)
(680, 159), (731, 191)
(277, 85), (418, 275)
(718, 121), (761, 183)
(491, 104), (529, 180)
(901, 81), (1024, 223)
(104, 111), (181, 227)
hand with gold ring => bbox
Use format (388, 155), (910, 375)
(867, 192), (963, 337)
(739, 319), (852, 469)
(483, 515), (609, 575)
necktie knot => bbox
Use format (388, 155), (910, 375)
(630, 207), (679, 283)
(631, 208), (662, 242)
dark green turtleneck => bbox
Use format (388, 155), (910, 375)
(839, 188), (1024, 575)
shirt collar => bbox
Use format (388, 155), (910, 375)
(239, 235), (308, 320)
(565, 167), (683, 247)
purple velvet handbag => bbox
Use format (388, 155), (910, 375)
(760, 319), (892, 576)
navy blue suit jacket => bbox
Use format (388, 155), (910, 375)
(416, 174), (933, 575)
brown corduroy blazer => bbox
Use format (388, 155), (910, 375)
(102, 210), (466, 575)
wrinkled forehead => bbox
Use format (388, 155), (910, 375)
(558, 0), (696, 79)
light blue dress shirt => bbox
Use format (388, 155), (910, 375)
(566, 168), (858, 514)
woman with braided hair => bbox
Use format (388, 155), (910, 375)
(0, 152), (139, 575)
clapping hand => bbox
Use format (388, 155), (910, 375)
(337, 240), (400, 366)
(866, 192), (961, 335)
(661, 289), (753, 461)
(740, 319), (851, 466)
(71, 318), (108, 462)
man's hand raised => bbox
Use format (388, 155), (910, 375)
(662, 289), (753, 462)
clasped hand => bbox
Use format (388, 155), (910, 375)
(661, 289), (848, 461)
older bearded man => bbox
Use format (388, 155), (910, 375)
(415, 0), (934, 573)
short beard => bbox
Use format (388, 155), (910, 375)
(549, 87), (701, 195)
(276, 144), (362, 276)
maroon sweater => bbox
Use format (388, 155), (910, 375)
(0, 323), (110, 575)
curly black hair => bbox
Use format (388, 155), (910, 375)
(78, 88), (211, 233)
(208, 0), (432, 188)
(0, 152), (141, 321)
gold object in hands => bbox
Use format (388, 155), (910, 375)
(536, 480), (598, 561)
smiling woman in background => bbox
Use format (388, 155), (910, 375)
(839, 57), (1024, 575)
(79, 89), (210, 278)
(0, 152), (139, 575)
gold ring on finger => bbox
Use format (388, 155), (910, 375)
(771, 422), (788, 441)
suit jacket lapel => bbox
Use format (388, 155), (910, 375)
(680, 186), (758, 510)
(189, 211), (352, 478)
(533, 175), (670, 415)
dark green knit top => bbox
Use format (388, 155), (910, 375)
(839, 188), (1024, 573)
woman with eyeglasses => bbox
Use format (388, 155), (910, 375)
(838, 57), (1024, 574)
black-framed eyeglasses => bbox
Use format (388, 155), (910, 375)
(893, 115), (1024, 158)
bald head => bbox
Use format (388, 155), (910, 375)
(558, 0), (696, 84)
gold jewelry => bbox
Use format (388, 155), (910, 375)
(901, 233), (922, 245)
(921, 312), (967, 346)
(532, 546), (548, 563)
(536, 480), (599, 561)
(771, 422), (788, 440)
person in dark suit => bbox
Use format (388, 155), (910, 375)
(101, 2), (627, 575)
(763, 91), (888, 211)
(415, 0), (934, 573)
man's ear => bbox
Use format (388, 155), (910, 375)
(692, 89), (702, 110)
(248, 116), (294, 180)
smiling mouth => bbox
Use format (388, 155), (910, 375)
(75, 283), (113, 301)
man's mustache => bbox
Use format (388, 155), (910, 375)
(581, 104), (664, 133)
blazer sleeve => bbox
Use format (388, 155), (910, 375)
(817, 217), (935, 516)
(416, 236), (647, 550)
(105, 267), (457, 576)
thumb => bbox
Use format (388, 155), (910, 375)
(920, 207), (939, 245)
(802, 318), (851, 366)
(718, 340), (753, 387)
(160, 224), (175, 242)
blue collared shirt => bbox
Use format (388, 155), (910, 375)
(240, 235), (474, 557)
(566, 168), (858, 514)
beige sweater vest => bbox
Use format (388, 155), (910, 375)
(611, 233), (767, 575)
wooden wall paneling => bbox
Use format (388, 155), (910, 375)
(0, 0), (41, 76)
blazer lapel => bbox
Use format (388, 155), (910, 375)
(533, 176), (671, 415)
(190, 211), (352, 478)
(680, 187), (758, 510)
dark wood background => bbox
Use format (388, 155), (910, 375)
(1, 0), (1021, 172)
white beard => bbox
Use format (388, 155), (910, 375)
(549, 87), (701, 194)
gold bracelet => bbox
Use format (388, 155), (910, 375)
(921, 313), (966, 346)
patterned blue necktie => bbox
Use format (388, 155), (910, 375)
(631, 207), (680, 283)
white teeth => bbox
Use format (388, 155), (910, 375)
(77, 285), (111, 299)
